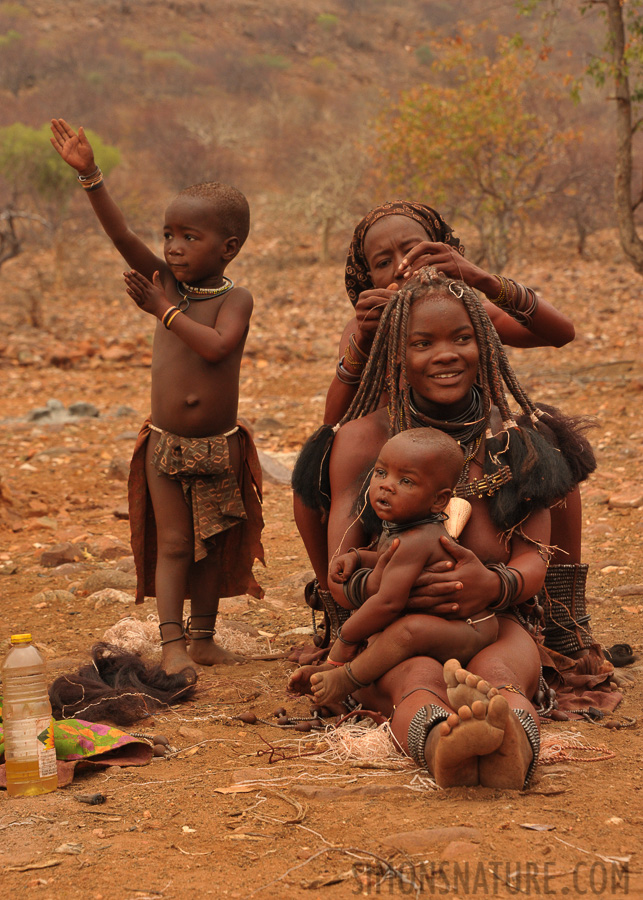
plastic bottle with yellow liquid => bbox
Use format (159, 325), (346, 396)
(2, 634), (58, 796)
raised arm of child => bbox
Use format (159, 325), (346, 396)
(124, 270), (253, 362)
(50, 118), (164, 281)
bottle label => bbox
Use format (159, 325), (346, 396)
(7, 715), (57, 777)
(37, 716), (57, 778)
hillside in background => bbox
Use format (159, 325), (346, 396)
(0, 0), (617, 262)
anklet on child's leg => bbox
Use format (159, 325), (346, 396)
(344, 662), (371, 691)
(159, 621), (186, 646)
(186, 616), (216, 641)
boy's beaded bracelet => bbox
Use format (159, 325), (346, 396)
(77, 167), (104, 190)
(77, 166), (101, 183)
(83, 177), (105, 192)
(162, 306), (181, 329)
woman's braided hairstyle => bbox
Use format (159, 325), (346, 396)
(337, 267), (594, 530)
(339, 266), (540, 435)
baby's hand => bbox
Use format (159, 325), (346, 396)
(50, 118), (96, 174)
(329, 551), (359, 585)
(124, 270), (170, 319)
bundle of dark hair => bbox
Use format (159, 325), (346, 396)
(49, 642), (197, 726)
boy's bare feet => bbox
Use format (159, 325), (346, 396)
(310, 666), (355, 704)
(161, 639), (198, 676)
(287, 662), (333, 695)
(188, 638), (244, 667)
(443, 658), (499, 710)
(426, 696), (508, 788)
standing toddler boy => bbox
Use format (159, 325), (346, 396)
(51, 118), (264, 674)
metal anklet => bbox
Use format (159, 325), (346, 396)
(406, 704), (451, 768)
(344, 662), (371, 691)
(512, 708), (540, 788)
(185, 616), (216, 640)
(158, 621), (185, 646)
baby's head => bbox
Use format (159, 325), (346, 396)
(369, 427), (462, 524)
(163, 182), (250, 280)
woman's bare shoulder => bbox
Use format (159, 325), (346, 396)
(331, 410), (389, 481)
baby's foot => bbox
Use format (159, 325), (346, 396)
(188, 638), (244, 667)
(288, 662), (333, 695)
(428, 696), (508, 788)
(310, 667), (355, 705)
(443, 659), (499, 710)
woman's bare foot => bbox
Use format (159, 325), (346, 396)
(188, 639), (244, 667)
(288, 662), (333, 695)
(161, 639), (198, 676)
(427, 696), (508, 788)
(443, 658), (499, 710)
(310, 666), (355, 704)
(478, 707), (534, 789)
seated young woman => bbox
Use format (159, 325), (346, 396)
(290, 267), (608, 788)
(294, 201), (601, 666)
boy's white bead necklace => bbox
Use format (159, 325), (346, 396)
(176, 277), (234, 311)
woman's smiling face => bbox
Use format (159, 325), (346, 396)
(405, 294), (480, 417)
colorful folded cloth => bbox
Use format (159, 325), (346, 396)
(0, 702), (153, 788)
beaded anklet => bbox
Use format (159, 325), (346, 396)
(513, 708), (540, 788)
(406, 704), (451, 768)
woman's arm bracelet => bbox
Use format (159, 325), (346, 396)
(336, 359), (362, 385)
(343, 567), (372, 609)
(486, 562), (520, 611)
(489, 276), (539, 329)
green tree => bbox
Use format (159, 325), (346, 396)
(0, 123), (120, 269)
(373, 29), (578, 270)
(520, 0), (643, 274)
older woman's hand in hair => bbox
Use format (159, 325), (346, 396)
(354, 284), (399, 347)
(397, 241), (499, 297)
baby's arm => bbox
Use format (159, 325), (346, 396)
(339, 531), (430, 644)
(124, 270), (253, 363)
(329, 548), (379, 586)
(50, 119), (164, 280)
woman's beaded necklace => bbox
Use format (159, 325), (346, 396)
(408, 386), (512, 498)
(176, 277), (234, 311)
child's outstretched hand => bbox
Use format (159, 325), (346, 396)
(124, 270), (170, 320)
(50, 118), (95, 174)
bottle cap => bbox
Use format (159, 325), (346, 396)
(10, 634), (32, 644)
